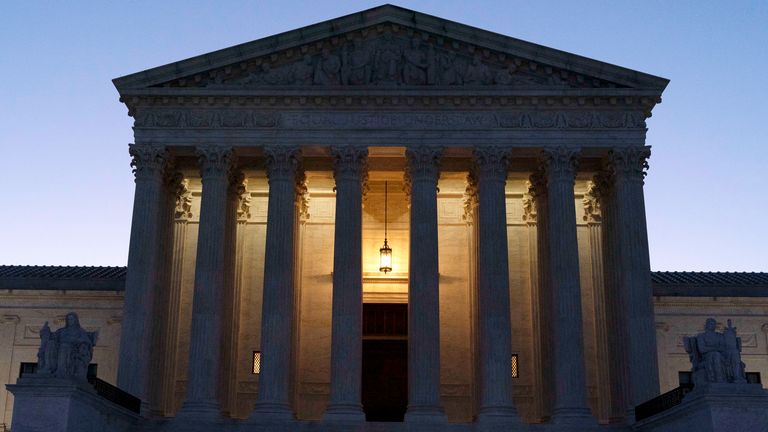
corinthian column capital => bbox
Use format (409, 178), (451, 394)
(473, 146), (510, 182)
(405, 146), (442, 183)
(129, 144), (170, 181)
(539, 146), (580, 182)
(606, 146), (651, 182)
(331, 146), (368, 182)
(196, 145), (236, 179)
(264, 145), (301, 182)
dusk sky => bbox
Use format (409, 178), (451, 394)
(1, 1), (766, 271)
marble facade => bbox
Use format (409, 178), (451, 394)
(117, 5), (666, 430)
(16, 4), (765, 431)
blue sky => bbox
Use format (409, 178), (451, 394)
(0, 1), (766, 270)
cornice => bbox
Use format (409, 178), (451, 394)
(120, 91), (661, 116)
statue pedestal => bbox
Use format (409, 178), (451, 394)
(635, 383), (768, 432)
(7, 375), (140, 432)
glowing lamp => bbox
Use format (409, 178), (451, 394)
(379, 181), (393, 274)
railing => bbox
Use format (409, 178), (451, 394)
(87, 376), (141, 414)
(635, 384), (694, 422)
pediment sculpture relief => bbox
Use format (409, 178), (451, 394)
(165, 29), (620, 89)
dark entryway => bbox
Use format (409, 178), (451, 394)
(361, 303), (408, 422)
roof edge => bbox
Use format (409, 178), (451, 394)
(113, 4), (669, 93)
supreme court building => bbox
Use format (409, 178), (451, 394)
(6, 4), (710, 431)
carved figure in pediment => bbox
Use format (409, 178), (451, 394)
(314, 48), (342, 85)
(464, 54), (491, 85)
(494, 64), (517, 85)
(493, 64), (542, 87)
(291, 55), (315, 85)
(548, 73), (570, 87)
(436, 51), (464, 85)
(373, 33), (403, 85)
(402, 37), (431, 85)
(342, 39), (373, 85)
(261, 63), (287, 86)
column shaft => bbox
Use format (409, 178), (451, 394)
(156, 176), (191, 416)
(179, 146), (237, 419)
(474, 148), (520, 423)
(404, 146), (445, 422)
(539, 147), (595, 425)
(324, 146), (367, 422)
(118, 145), (170, 412)
(596, 172), (630, 421)
(252, 146), (300, 421)
(607, 147), (659, 415)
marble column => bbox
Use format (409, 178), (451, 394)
(324, 146), (368, 422)
(605, 146), (659, 416)
(473, 147), (520, 424)
(178, 146), (238, 419)
(404, 146), (446, 423)
(251, 146), (301, 421)
(118, 144), (170, 413)
(158, 176), (192, 416)
(539, 147), (595, 425)
(523, 181), (548, 422)
(594, 170), (629, 422)
(223, 178), (250, 417)
(583, 181), (613, 423)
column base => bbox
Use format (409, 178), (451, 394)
(323, 403), (366, 423)
(173, 399), (222, 422)
(477, 405), (522, 425)
(551, 406), (598, 429)
(249, 401), (295, 422)
(404, 405), (446, 423)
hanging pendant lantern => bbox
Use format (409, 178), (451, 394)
(379, 181), (393, 273)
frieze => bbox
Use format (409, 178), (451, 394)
(134, 109), (647, 130)
(157, 27), (624, 90)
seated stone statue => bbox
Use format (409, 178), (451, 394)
(36, 312), (98, 380)
(684, 317), (747, 385)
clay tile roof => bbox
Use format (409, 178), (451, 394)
(0, 265), (127, 280)
(651, 271), (768, 286)
(651, 271), (768, 297)
(0, 266), (127, 291)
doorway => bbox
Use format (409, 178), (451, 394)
(361, 303), (408, 422)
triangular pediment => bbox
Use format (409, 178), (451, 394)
(113, 5), (668, 93)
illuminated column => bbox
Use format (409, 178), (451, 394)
(157, 176), (193, 416)
(251, 146), (301, 421)
(118, 144), (170, 413)
(178, 146), (238, 420)
(324, 146), (368, 422)
(473, 147), (520, 424)
(404, 146), (446, 423)
(538, 147), (595, 426)
(583, 181), (614, 423)
(522, 180), (549, 422)
(603, 146), (658, 418)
